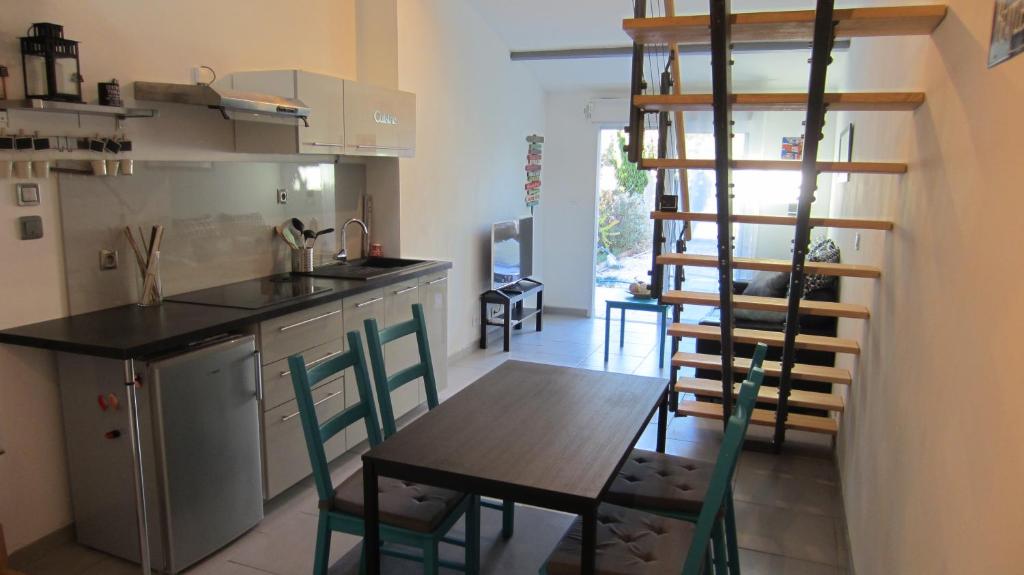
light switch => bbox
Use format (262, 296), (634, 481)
(19, 215), (43, 240)
(16, 183), (40, 206)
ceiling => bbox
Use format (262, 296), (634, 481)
(468, 0), (850, 92)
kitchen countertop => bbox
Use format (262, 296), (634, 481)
(0, 261), (451, 360)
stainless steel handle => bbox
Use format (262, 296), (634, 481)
(356, 296), (384, 308)
(354, 145), (410, 151)
(279, 350), (343, 377)
(394, 286), (418, 295)
(278, 309), (341, 332)
(280, 391), (341, 422)
(254, 351), (264, 401)
(426, 277), (448, 286)
(304, 142), (346, 147)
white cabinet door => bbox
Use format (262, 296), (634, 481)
(419, 272), (448, 393)
(297, 71), (344, 154)
(341, 289), (384, 449)
(383, 279), (422, 418)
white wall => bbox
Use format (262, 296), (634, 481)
(828, 0), (1024, 572)
(0, 0), (359, 551)
(539, 91), (627, 314)
(395, 0), (546, 354)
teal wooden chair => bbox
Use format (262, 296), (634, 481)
(540, 364), (766, 575)
(364, 303), (516, 539)
(288, 329), (480, 575)
(601, 343), (768, 575)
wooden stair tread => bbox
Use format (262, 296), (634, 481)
(672, 351), (852, 385)
(657, 253), (881, 279)
(650, 212), (893, 231)
(675, 377), (845, 412)
(662, 290), (870, 319)
(678, 400), (838, 435)
(623, 6), (947, 45)
(634, 92), (925, 112)
(640, 158), (907, 175)
(667, 323), (860, 355)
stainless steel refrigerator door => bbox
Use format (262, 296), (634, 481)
(149, 336), (263, 573)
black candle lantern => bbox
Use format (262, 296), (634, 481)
(20, 23), (83, 102)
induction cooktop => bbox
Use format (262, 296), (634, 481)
(165, 276), (332, 310)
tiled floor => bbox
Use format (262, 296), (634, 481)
(12, 313), (850, 575)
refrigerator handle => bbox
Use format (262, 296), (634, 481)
(254, 351), (264, 401)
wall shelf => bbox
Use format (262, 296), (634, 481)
(0, 99), (159, 119)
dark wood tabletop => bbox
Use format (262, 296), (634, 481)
(364, 360), (667, 507)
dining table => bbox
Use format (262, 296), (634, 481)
(362, 360), (670, 574)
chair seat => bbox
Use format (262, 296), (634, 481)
(544, 503), (699, 575)
(332, 471), (465, 533)
(604, 449), (713, 516)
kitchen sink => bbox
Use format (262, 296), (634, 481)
(295, 257), (428, 281)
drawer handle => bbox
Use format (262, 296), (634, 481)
(356, 296), (384, 308)
(255, 351), (264, 401)
(279, 350), (343, 378)
(355, 144), (410, 151)
(304, 142), (345, 147)
(280, 391), (341, 422)
(394, 286), (418, 295)
(279, 309), (342, 332)
(426, 277), (448, 286)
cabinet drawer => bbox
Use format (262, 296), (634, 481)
(260, 301), (343, 365)
(384, 279), (422, 419)
(262, 339), (344, 411)
(342, 289), (384, 449)
(263, 379), (345, 499)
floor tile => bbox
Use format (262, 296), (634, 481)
(11, 543), (107, 575)
(734, 468), (843, 517)
(735, 500), (839, 566)
(739, 450), (838, 485)
(737, 548), (840, 575)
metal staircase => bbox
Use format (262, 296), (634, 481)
(624, 0), (946, 450)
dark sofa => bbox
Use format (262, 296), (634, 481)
(693, 278), (839, 411)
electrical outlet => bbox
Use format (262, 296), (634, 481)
(276, 188), (287, 204)
(0, 110), (8, 130)
(854, 233), (861, 251)
(100, 249), (119, 270)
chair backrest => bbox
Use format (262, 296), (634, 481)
(681, 343), (769, 575)
(364, 303), (439, 438)
(749, 340), (768, 373)
(288, 330), (383, 505)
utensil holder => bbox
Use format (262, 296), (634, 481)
(137, 251), (163, 307)
(292, 248), (314, 273)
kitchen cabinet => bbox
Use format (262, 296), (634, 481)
(384, 278), (422, 416)
(341, 288), (385, 449)
(343, 80), (415, 157)
(263, 378), (345, 498)
(419, 272), (449, 393)
(232, 70), (345, 155)
(258, 299), (345, 498)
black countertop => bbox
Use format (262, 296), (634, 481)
(0, 261), (451, 361)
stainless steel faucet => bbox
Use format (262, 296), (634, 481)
(336, 218), (369, 262)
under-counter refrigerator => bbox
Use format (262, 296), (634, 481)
(58, 335), (264, 574)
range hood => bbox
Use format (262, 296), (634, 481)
(133, 81), (310, 125)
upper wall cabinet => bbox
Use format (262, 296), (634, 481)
(232, 70), (345, 155)
(343, 81), (415, 158)
(229, 70), (415, 158)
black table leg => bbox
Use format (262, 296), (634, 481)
(514, 300), (524, 330)
(657, 389), (668, 454)
(536, 288), (543, 331)
(480, 297), (488, 349)
(503, 302), (511, 352)
(364, 460), (381, 574)
(581, 505), (597, 574)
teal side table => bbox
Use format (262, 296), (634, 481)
(604, 295), (671, 368)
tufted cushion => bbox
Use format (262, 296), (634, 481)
(603, 449), (713, 515)
(332, 472), (464, 533)
(544, 503), (699, 575)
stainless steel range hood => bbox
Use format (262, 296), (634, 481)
(133, 81), (310, 125)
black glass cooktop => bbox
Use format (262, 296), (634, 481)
(165, 276), (332, 310)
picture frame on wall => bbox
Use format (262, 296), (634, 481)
(989, 0), (1024, 68)
(835, 123), (854, 184)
